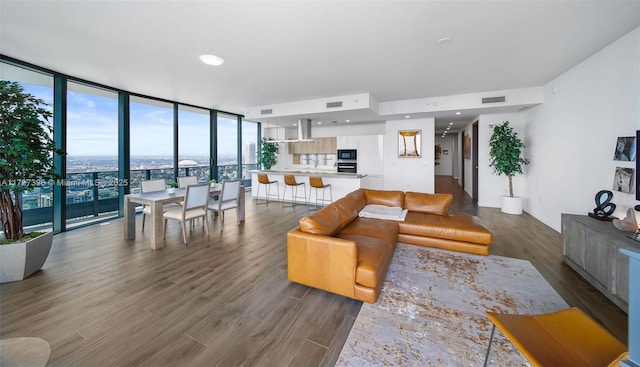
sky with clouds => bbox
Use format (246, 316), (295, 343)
(18, 82), (257, 161)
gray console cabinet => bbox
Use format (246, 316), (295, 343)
(562, 213), (640, 313)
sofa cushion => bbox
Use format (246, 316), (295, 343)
(403, 192), (453, 216)
(399, 212), (492, 245)
(345, 189), (367, 210)
(341, 217), (399, 243)
(363, 189), (404, 207)
(299, 205), (342, 236)
(331, 195), (360, 228)
(336, 233), (394, 289)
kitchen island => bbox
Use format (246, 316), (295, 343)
(251, 170), (367, 204)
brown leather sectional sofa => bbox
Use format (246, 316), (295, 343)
(287, 188), (492, 303)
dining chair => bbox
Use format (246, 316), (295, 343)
(163, 183), (210, 244)
(140, 179), (167, 231)
(208, 180), (242, 223)
(177, 176), (198, 188)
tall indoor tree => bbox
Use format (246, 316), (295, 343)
(0, 80), (64, 241)
(489, 121), (529, 198)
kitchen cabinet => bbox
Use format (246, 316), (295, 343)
(357, 135), (384, 175)
(289, 137), (336, 154)
(337, 136), (359, 149)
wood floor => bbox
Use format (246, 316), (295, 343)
(0, 177), (627, 366)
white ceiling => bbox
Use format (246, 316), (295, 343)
(1, 1), (639, 132)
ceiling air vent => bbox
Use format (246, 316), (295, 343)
(481, 96), (506, 104)
(326, 101), (343, 108)
(260, 109), (273, 115)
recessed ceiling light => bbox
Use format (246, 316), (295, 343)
(449, 122), (454, 125)
(317, 121), (322, 125)
(346, 119), (350, 123)
(199, 54), (224, 66)
(293, 123), (297, 127)
(405, 115), (411, 119)
(446, 127), (451, 130)
(438, 37), (451, 45)
(455, 112), (461, 115)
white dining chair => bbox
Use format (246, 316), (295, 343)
(140, 179), (166, 231)
(163, 183), (210, 244)
(207, 180), (242, 223)
(177, 176), (198, 188)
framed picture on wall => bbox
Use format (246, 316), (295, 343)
(613, 136), (636, 161)
(613, 166), (635, 194)
(464, 134), (471, 159)
(398, 129), (421, 157)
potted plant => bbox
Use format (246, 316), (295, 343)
(488, 121), (530, 214)
(259, 137), (279, 170)
(167, 180), (178, 194)
(0, 81), (65, 283)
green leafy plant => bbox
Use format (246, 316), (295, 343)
(0, 81), (64, 241)
(209, 178), (216, 184)
(489, 121), (529, 197)
(259, 137), (279, 170)
(167, 180), (178, 188)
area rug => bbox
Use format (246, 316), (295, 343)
(336, 243), (568, 366)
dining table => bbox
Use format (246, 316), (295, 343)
(124, 184), (245, 250)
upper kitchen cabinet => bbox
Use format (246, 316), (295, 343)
(289, 137), (336, 154)
(337, 136), (359, 149)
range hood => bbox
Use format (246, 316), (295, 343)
(295, 119), (314, 142)
(270, 119), (314, 143)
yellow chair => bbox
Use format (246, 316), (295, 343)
(307, 176), (332, 210)
(255, 174), (279, 204)
(282, 175), (306, 207)
(484, 307), (627, 367)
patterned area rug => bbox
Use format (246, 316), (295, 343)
(336, 243), (568, 366)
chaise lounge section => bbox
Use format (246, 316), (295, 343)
(287, 188), (492, 303)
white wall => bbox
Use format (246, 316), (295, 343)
(435, 135), (455, 176)
(310, 122), (386, 137)
(478, 112), (527, 208)
(525, 27), (639, 232)
(384, 118), (435, 193)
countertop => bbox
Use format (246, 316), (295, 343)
(251, 170), (367, 178)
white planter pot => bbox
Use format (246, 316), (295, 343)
(501, 196), (523, 215)
(0, 232), (53, 283)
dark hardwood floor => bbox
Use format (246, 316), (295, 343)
(0, 178), (627, 366)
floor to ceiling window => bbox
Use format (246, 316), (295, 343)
(1, 62), (55, 232)
(2, 57), (250, 234)
(217, 113), (238, 181)
(65, 81), (119, 228)
(178, 105), (210, 182)
(241, 120), (259, 185)
(129, 96), (174, 193)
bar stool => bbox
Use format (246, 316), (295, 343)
(255, 174), (279, 204)
(307, 176), (332, 210)
(282, 175), (306, 207)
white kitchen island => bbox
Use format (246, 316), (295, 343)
(251, 170), (367, 204)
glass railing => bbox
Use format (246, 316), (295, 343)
(21, 164), (258, 230)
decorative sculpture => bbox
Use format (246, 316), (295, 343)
(588, 190), (616, 221)
(613, 208), (639, 232)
